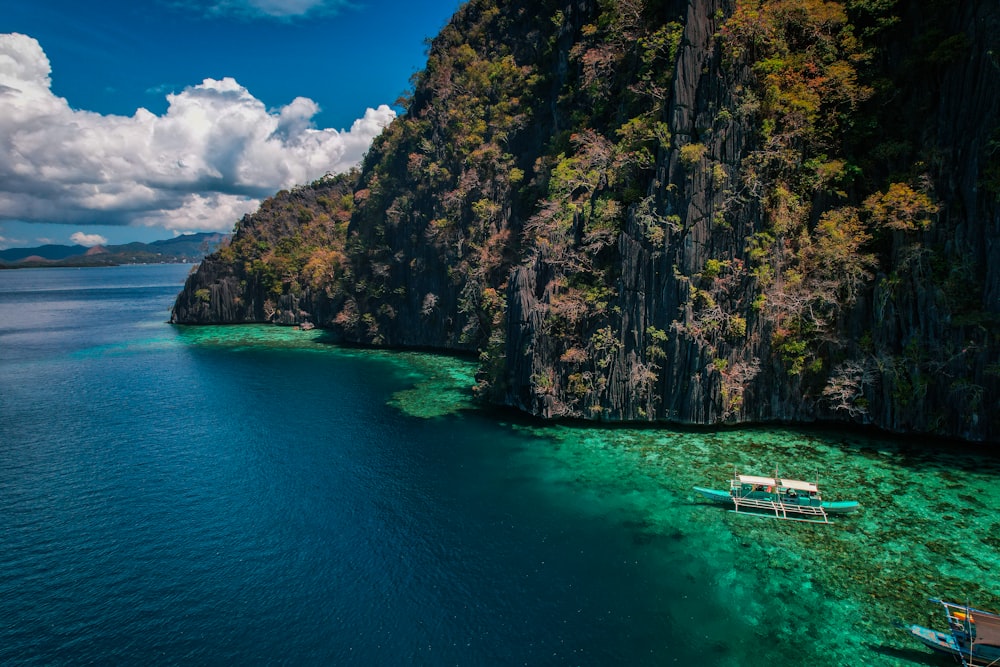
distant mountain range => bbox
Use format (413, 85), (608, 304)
(0, 232), (228, 268)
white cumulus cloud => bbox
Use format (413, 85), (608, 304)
(0, 33), (396, 234)
(70, 232), (109, 246)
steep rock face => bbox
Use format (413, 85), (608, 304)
(493, 0), (1000, 441)
(854, 0), (1000, 439)
(173, 0), (1000, 442)
(172, 174), (354, 327)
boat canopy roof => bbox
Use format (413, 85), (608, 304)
(935, 600), (1000, 648)
(737, 474), (818, 493)
(973, 612), (1000, 648)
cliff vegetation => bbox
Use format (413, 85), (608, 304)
(172, 0), (1000, 443)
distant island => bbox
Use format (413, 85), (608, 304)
(0, 232), (228, 269)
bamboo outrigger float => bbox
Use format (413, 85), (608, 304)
(693, 468), (860, 523)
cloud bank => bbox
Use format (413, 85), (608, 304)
(70, 232), (109, 246)
(0, 33), (395, 233)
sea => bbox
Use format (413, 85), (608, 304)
(1, 263), (997, 666)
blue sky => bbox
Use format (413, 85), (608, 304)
(0, 0), (462, 248)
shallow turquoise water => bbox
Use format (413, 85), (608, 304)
(0, 264), (996, 665)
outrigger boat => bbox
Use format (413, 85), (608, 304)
(692, 468), (860, 523)
(905, 599), (1000, 666)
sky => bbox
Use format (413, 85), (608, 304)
(0, 0), (463, 249)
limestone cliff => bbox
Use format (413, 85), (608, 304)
(173, 0), (1000, 443)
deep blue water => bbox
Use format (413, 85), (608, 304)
(0, 265), (694, 665)
(1, 264), (997, 666)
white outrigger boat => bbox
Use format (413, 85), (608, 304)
(905, 599), (1000, 666)
(693, 468), (860, 523)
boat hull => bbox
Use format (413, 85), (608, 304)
(692, 487), (860, 514)
(908, 624), (1000, 666)
(819, 500), (861, 514)
(909, 624), (961, 656)
(693, 487), (735, 504)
